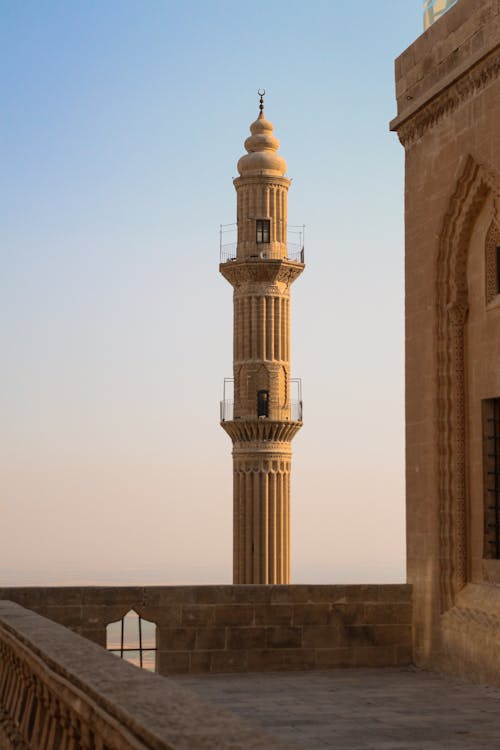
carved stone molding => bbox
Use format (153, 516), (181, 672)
(396, 48), (500, 147)
(233, 456), (291, 472)
(221, 419), (302, 444)
(443, 604), (500, 631)
(234, 283), (282, 296)
(436, 155), (500, 612)
(233, 175), (291, 190)
(220, 258), (304, 288)
(233, 444), (292, 459)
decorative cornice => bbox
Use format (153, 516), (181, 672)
(233, 175), (290, 190)
(219, 258), (304, 288)
(393, 47), (500, 148)
(233, 282), (282, 296)
(442, 604), (500, 632)
(233, 443), (293, 458)
(221, 419), (302, 444)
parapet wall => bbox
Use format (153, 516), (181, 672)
(0, 585), (412, 674)
(0, 600), (286, 750)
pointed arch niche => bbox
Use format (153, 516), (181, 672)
(106, 609), (157, 672)
(436, 155), (500, 611)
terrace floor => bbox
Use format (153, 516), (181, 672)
(174, 667), (500, 749)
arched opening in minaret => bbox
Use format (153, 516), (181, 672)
(257, 389), (269, 418)
(106, 609), (157, 672)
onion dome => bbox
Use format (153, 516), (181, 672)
(237, 91), (287, 177)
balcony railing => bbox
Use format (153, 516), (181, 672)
(220, 378), (302, 422)
(220, 243), (237, 263)
(286, 243), (305, 263)
(220, 400), (234, 421)
(219, 224), (305, 264)
(220, 400), (303, 422)
(291, 400), (303, 421)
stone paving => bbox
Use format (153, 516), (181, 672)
(174, 667), (500, 749)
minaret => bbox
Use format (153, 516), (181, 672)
(220, 92), (304, 584)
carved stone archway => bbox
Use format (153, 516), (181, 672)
(436, 155), (500, 611)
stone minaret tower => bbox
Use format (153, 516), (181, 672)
(220, 93), (304, 584)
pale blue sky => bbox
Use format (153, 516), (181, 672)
(1, 1), (424, 585)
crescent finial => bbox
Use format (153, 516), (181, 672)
(258, 89), (266, 114)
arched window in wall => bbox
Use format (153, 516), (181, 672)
(257, 389), (269, 417)
(483, 398), (500, 559)
(106, 610), (157, 672)
(485, 222), (500, 304)
(483, 223), (500, 560)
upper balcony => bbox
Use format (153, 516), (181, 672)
(220, 377), (303, 423)
(220, 224), (305, 264)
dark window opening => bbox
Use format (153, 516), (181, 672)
(484, 398), (500, 559)
(257, 390), (269, 418)
(496, 246), (500, 294)
(256, 219), (270, 244)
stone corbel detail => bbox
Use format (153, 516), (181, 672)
(394, 49), (500, 147)
(219, 259), (304, 287)
(221, 419), (302, 443)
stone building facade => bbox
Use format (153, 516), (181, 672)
(391, 0), (500, 682)
(220, 96), (304, 584)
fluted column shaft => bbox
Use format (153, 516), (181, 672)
(232, 452), (291, 584)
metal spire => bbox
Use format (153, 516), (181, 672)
(258, 89), (266, 115)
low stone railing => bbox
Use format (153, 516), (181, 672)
(0, 585), (412, 675)
(0, 601), (286, 749)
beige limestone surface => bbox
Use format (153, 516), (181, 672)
(176, 667), (500, 749)
(220, 104), (304, 584)
(391, 0), (500, 682)
(0, 600), (288, 750)
(0, 584), (412, 675)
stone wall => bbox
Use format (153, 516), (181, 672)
(0, 585), (412, 674)
(391, 0), (500, 683)
(0, 600), (286, 749)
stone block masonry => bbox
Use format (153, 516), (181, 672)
(0, 585), (412, 675)
(0, 601), (287, 749)
(391, 0), (500, 684)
